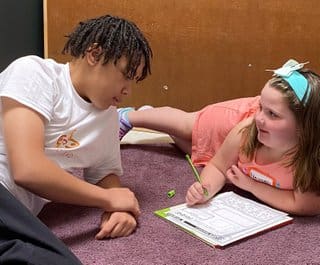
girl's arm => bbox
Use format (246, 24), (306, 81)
(2, 97), (140, 217)
(186, 117), (253, 205)
(226, 165), (320, 215)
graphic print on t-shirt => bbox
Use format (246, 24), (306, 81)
(56, 129), (80, 148)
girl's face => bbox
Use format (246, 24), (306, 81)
(255, 82), (299, 152)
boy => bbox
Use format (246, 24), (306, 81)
(0, 14), (152, 264)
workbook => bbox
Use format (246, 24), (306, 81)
(154, 191), (293, 248)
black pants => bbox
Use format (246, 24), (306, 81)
(0, 184), (82, 265)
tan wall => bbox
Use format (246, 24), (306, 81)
(44, 0), (320, 111)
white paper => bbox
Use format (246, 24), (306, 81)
(160, 192), (293, 247)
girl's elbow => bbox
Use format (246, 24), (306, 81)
(288, 200), (320, 216)
(289, 208), (318, 216)
(294, 205), (320, 216)
(290, 191), (320, 216)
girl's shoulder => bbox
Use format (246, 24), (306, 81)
(220, 117), (254, 153)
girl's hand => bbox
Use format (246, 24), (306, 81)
(185, 181), (210, 206)
(226, 165), (254, 192)
(95, 211), (137, 240)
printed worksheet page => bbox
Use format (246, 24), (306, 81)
(165, 192), (292, 246)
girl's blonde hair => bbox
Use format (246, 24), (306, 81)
(241, 69), (320, 193)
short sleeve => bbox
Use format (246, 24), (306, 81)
(0, 56), (56, 121)
(83, 108), (123, 184)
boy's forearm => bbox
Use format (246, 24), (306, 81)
(16, 155), (139, 216)
(13, 156), (114, 211)
(96, 174), (122, 189)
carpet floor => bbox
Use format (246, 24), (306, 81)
(39, 143), (320, 265)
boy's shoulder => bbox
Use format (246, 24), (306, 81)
(11, 55), (62, 69)
(4, 55), (66, 81)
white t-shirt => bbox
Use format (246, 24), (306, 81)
(0, 55), (123, 215)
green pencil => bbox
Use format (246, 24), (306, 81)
(185, 154), (209, 196)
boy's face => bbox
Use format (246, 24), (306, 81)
(77, 52), (145, 110)
(255, 83), (299, 152)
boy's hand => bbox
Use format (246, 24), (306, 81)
(185, 182), (209, 206)
(95, 211), (137, 239)
(105, 188), (140, 217)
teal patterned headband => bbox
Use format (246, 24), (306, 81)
(266, 59), (310, 104)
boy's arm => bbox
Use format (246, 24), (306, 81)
(226, 165), (320, 215)
(95, 174), (138, 239)
(1, 97), (139, 217)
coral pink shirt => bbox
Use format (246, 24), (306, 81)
(192, 97), (260, 166)
(191, 96), (294, 190)
(238, 151), (294, 190)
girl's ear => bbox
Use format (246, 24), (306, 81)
(86, 44), (103, 65)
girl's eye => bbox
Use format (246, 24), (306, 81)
(268, 110), (278, 118)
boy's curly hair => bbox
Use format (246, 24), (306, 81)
(62, 14), (152, 81)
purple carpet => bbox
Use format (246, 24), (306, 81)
(39, 144), (320, 265)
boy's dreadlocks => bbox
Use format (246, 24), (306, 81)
(62, 14), (152, 82)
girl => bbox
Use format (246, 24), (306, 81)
(118, 60), (320, 215)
